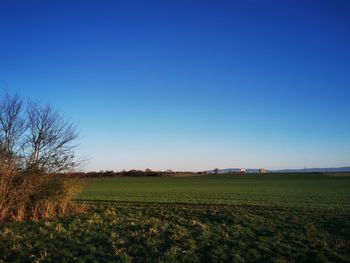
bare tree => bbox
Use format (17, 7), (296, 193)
(25, 102), (78, 174)
(0, 93), (26, 157)
(0, 93), (78, 174)
(0, 92), (83, 222)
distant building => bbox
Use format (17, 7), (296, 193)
(259, 168), (267, 173)
(240, 168), (246, 173)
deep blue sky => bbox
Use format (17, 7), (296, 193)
(1, 0), (349, 171)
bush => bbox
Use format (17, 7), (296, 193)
(0, 159), (24, 222)
(0, 92), (85, 223)
(0, 168), (85, 223)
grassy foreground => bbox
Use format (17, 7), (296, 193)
(1, 203), (349, 262)
(1, 173), (350, 262)
(79, 173), (350, 208)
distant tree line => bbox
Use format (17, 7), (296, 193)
(64, 169), (253, 178)
(65, 169), (199, 178)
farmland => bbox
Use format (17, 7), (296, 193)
(79, 173), (350, 208)
(1, 173), (350, 262)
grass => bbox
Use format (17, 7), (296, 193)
(78, 173), (350, 208)
(1, 203), (349, 262)
(1, 173), (350, 262)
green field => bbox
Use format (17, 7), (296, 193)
(1, 173), (350, 262)
(79, 173), (350, 208)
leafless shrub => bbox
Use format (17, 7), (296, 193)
(0, 92), (85, 223)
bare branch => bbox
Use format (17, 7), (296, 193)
(25, 102), (78, 174)
(0, 92), (26, 156)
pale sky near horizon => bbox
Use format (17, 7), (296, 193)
(1, 0), (349, 171)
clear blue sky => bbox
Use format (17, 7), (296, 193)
(1, 0), (349, 171)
